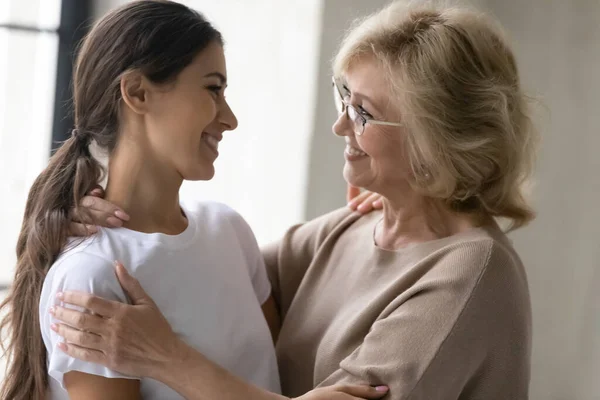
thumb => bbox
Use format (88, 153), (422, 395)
(346, 184), (361, 203)
(114, 261), (155, 306)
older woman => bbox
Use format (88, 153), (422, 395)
(50, 2), (536, 399)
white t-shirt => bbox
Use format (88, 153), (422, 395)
(39, 201), (281, 399)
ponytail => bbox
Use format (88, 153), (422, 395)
(0, 134), (103, 400)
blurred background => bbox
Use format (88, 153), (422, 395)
(0, 0), (598, 398)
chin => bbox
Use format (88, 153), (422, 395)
(343, 165), (365, 188)
(185, 165), (215, 181)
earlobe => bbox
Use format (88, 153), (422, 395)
(120, 71), (147, 115)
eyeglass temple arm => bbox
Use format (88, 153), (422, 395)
(369, 120), (403, 127)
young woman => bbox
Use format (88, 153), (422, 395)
(0, 2), (387, 400)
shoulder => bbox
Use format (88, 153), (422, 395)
(423, 229), (530, 322)
(424, 226), (523, 281)
(51, 246), (117, 285)
(44, 247), (128, 305)
(182, 199), (261, 249)
(182, 200), (246, 226)
(304, 206), (360, 233)
(289, 206), (364, 245)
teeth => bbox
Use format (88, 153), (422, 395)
(203, 134), (219, 150)
(346, 145), (367, 157)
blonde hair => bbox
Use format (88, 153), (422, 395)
(333, 1), (538, 231)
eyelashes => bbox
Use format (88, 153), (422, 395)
(207, 85), (223, 95)
(358, 106), (373, 119)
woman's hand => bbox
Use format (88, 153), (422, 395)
(346, 185), (383, 215)
(49, 262), (183, 379)
(298, 385), (389, 400)
(69, 187), (130, 236)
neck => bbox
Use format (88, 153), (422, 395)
(376, 186), (478, 250)
(104, 135), (186, 235)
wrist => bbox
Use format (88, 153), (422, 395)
(148, 337), (189, 381)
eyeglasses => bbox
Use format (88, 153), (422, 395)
(332, 77), (403, 136)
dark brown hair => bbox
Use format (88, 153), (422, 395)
(0, 1), (222, 398)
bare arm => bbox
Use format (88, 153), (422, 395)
(64, 371), (140, 400)
(157, 343), (286, 400)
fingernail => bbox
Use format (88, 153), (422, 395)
(56, 292), (64, 300)
(51, 323), (58, 332)
(106, 216), (123, 227)
(375, 386), (389, 392)
(58, 342), (67, 351)
(86, 225), (98, 233)
(49, 306), (55, 315)
(91, 189), (103, 196)
(114, 210), (130, 221)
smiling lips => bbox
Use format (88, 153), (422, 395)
(202, 132), (220, 154)
(345, 144), (368, 158)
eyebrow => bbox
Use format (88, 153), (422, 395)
(343, 84), (381, 115)
(204, 72), (227, 85)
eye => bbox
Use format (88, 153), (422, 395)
(358, 106), (373, 119)
(207, 85), (223, 96)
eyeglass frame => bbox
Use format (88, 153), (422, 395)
(332, 77), (403, 136)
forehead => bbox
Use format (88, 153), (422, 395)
(186, 41), (227, 76)
(342, 56), (390, 102)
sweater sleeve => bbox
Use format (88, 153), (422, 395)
(317, 241), (531, 400)
(261, 207), (356, 319)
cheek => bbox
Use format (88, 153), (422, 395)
(176, 91), (218, 127)
(156, 90), (217, 129)
(360, 133), (409, 175)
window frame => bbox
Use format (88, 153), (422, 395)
(0, 0), (91, 289)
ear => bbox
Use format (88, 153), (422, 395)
(120, 70), (148, 115)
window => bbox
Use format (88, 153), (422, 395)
(0, 0), (61, 286)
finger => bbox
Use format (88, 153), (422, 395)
(80, 196), (130, 222)
(89, 185), (105, 198)
(69, 222), (98, 237)
(347, 191), (371, 210)
(57, 341), (107, 365)
(50, 305), (107, 334)
(346, 185), (361, 204)
(71, 206), (125, 228)
(373, 198), (383, 209)
(334, 385), (389, 399)
(356, 193), (381, 214)
(56, 291), (119, 318)
(51, 322), (105, 352)
(114, 261), (155, 306)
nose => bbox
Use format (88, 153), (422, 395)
(332, 110), (352, 137)
(219, 99), (238, 131)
